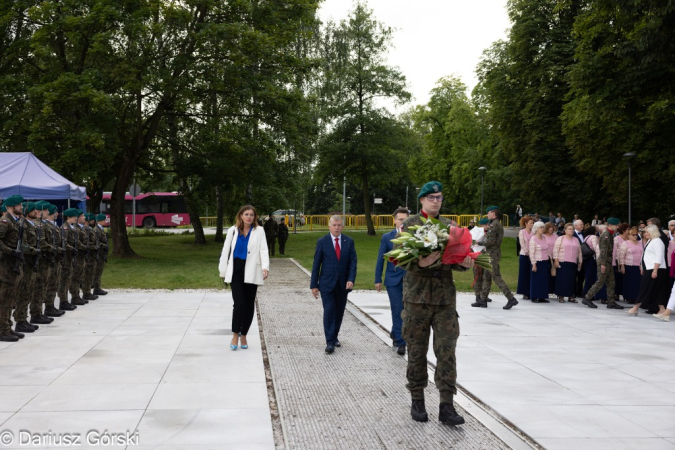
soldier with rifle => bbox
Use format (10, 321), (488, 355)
(43, 204), (65, 317)
(58, 208), (79, 311)
(81, 213), (99, 301)
(0, 195), (26, 342)
(92, 214), (109, 295)
(69, 209), (88, 305)
(29, 201), (54, 325)
(13, 202), (41, 334)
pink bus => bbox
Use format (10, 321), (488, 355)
(99, 192), (191, 228)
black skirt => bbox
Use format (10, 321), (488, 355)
(555, 262), (577, 298)
(622, 265), (641, 301)
(530, 259), (551, 300)
(614, 265), (623, 296)
(636, 268), (669, 310)
(517, 255), (531, 295)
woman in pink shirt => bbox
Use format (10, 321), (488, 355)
(618, 226), (643, 303)
(612, 223), (630, 301)
(529, 221), (551, 303)
(553, 223), (583, 302)
(544, 223), (559, 295)
(517, 216), (535, 299)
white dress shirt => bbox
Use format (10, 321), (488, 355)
(331, 234), (342, 251)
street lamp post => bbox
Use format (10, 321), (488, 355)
(406, 186), (408, 210)
(479, 166), (487, 217)
(347, 197), (351, 214)
(415, 188), (420, 215)
(623, 152), (636, 225)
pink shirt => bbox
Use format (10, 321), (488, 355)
(668, 240), (675, 269)
(545, 233), (558, 251)
(553, 236), (582, 264)
(529, 234), (551, 262)
(618, 240), (643, 267)
(586, 235), (600, 259)
(612, 235), (625, 266)
(519, 229), (532, 256)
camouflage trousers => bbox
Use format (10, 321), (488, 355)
(93, 258), (105, 290)
(480, 253), (515, 301)
(69, 255), (86, 298)
(31, 259), (51, 317)
(473, 266), (489, 297)
(585, 262), (616, 303)
(58, 255), (74, 304)
(82, 259), (98, 294)
(45, 263), (61, 308)
(401, 302), (459, 404)
(14, 265), (37, 322)
(0, 275), (22, 334)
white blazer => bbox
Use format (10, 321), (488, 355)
(642, 238), (666, 271)
(218, 226), (270, 285)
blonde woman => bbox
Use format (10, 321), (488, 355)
(517, 216), (535, 299)
(627, 225), (668, 316)
(544, 222), (558, 294)
(553, 223), (582, 302)
(529, 221), (551, 303)
(219, 205), (270, 350)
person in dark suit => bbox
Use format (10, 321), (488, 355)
(310, 215), (357, 354)
(375, 207), (409, 355)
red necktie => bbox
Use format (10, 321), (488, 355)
(335, 237), (341, 261)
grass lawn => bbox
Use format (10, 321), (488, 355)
(104, 231), (520, 293)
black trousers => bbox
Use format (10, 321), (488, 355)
(575, 260), (586, 297)
(279, 238), (287, 255)
(230, 259), (258, 336)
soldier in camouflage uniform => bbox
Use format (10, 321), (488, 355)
(29, 201), (54, 325)
(81, 213), (99, 301)
(471, 218), (490, 302)
(43, 204), (65, 316)
(0, 195), (26, 342)
(472, 206), (519, 310)
(583, 217), (624, 310)
(58, 209), (79, 311)
(13, 202), (41, 334)
(401, 181), (474, 426)
(69, 210), (88, 305)
(92, 214), (109, 295)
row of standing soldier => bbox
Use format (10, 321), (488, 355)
(0, 195), (109, 342)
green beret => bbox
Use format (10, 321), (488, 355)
(63, 208), (79, 218)
(48, 205), (58, 215)
(35, 201), (50, 211)
(607, 217), (620, 225)
(23, 202), (36, 213)
(486, 205), (499, 213)
(3, 195), (24, 207)
(479, 218), (489, 225)
(96, 214), (107, 222)
(1, 205), (6, 213)
(75, 209), (83, 217)
(417, 181), (443, 200)
(88, 213), (97, 221)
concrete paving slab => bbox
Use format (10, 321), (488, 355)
(22, 383), (157, 412)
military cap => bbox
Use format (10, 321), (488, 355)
(63, 208), (79, 218)
(88, 213), (97, 221)
(75, 209), (84, 216)
(3, 195), (24, 207)
(1, 205), (6, 213)
(23, 202), (36, 213)
(479, 218), (489, 225)
(47, 204), (58, 215)
(35, 201), (50, 211)
(607, 217), (620, 225)
(417, 181), (443, 200)
(96, 214), (107, 222)
(486, 205), (499, 213)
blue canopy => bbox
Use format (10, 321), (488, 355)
(0, 152), (87, 201)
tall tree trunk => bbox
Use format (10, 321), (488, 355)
(180, 181), (206, 245)
(110, 156), (138, 258)
(215, 185), (224, 242)
(362, 172), (375, 235)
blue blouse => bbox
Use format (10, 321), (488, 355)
(233, 228), (251, 260)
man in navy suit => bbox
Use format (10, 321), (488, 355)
(375, 207), (409, 356)
(310, 215), (357, 354)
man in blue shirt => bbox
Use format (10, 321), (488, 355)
(375, 207), (409, 355)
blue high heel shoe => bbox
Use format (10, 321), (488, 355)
(230, 344), (238, 350)
(241, 344), (248, 349)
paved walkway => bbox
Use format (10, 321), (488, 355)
(257, 260), (512, 450)
(350, 290), (675, 450)
(0, 290), (274, 449)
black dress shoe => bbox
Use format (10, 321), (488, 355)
(11, 330), (24, 339)
(59, 301), (76, 311)
(16, 321), (36, 333)
(411, 400), (428, 422)
(471, 299), (488, 308)
(44, 306), (65, 317)
(582, 298), (598, 308)
(71, 297), (86, 306)
(83, 293), (98, 301)
(30, 316), (51, 325)
(532, 298), (540, 303)
(0, 333), (19, 342)
(503, 298), (519, 310)
(325, 344), (335, 354)
(397, 345), (406, 356)
(439, 402), (465, 426)
(93, 289), (108, 295)
(607, 303), (625, 309)
(40, 314), (54, 323)
(335, 341), (341, 347)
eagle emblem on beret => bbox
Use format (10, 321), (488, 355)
(433, 184), (439, 192)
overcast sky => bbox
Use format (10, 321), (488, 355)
(317, 0), (511, 109)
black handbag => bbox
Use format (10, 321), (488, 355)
(580, 241), (595, 261)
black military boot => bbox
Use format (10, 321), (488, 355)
(411, 400), (428, 422)
(582, 296), (598, 308)
(30, 315), (51, 325)
(45, 306), (65, 317)
(0, 332), (19, 342)
(486, 297), (493, 302)
(439, 401), (465, 426)
(83, 293), (98, 301)
(93, 288), (108, 295)
(40, 315), (54, 323)
(471, 297), (488, 308)
(16, 321), (36, 333)
(503, 298), (519, 310)
(71, 297), (86, 306)
(11, 330), (25, 339)
(59, 301), (76, 311)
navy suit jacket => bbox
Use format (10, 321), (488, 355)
(375, 229), (406, 287)
(310, 234), (357, 293)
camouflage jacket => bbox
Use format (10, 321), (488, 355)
(484, 218), (504, 258)
(74, 224), (87, 252)
(401, 214), (468, 306)
(97, 226), (109, 250)
(85, 224), (97, 252)
(597, 230), (613, 266)
(48, 221), (64, 256)
(21, 219), (39, 266)
(37, 219), (53, 256)
(0, 212), (23, 283)
(62, 223), (76, 253)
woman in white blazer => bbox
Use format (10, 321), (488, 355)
(218, 205), (269, 350)
(627, 225), (667, 316)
